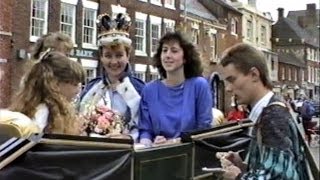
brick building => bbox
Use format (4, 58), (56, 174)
(0, 0), (14, 108)
(180, 0), (234, 111)
(230, 0), (279, 94)
(197, 0), (243, 112)
(0, 0), (180, 108)
(272, 4), (320, 100)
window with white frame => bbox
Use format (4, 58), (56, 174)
(271, 59), (275, 70)
(135, 12), (147, 56)
(133, 72), (145, 81)
(133, 64), (147, 81)
(149, 66), (159, 81)
(164, 19), (175, 34)
(230, 18), (237, 35)
(260, 25), (266, 44)
(150, 73), (160, 81)
(210, 33), (217, 60)
(316, 68), (318, 83)
(310, 48), (314, 60)
(60, 2), (76, 42)
(164, 0), (175, 8)
(246, 20), (253, 41)
(151, 0), (162, 6)
(82, 1), (98, 48)
(111, 4), (127, 18)
(308, 66), (311, 82)
(150, 15), (161, 55)
(30, 0), (48, 42)
(288, 67), (291, 81)
(281, 67), (285, 80)
(191, 28), (199, 44)
(191, 23), (199, 45)
(311, 67), (314, 83)
(80, 59), (98, 84)
(84, 68), (97, 84)
(307, 48), (311, 60)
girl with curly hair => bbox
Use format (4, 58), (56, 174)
(139, 31), (213, 145)
(9, 51), (85, 135)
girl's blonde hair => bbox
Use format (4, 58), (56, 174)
(10, 51), (85, 135)
(31, 32), (73, 59)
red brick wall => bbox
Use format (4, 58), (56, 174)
(0, 0), (14, 108)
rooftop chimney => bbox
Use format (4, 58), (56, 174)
(277, 8), (284, 19)
(306, 3), (316, 16)
(307, 3), (316, 11)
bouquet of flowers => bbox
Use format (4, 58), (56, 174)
(83, 105), (125, 136)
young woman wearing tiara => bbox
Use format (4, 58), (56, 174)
(78, 12), (144, 141)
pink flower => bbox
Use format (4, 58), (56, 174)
(103, 111), (114, 121)
(97, 116), (110, 129)
(83, 104), (124, 135)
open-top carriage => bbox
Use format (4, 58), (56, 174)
(0, 120), (318, 180)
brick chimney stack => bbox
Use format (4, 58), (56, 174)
(306, 3), (316, 16)
(277, 8), (284, 19)
(306, 3), (317, 27)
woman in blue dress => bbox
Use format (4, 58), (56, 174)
(139, 31), (213, 145)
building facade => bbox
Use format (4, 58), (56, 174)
(180, 0), (227, 110)
(0, 0), (14, 108)
(198, 0), (243, 112)
(0, 0), (181, 108)
(230, 0), (279, 94)
(272, 4), (319, 100)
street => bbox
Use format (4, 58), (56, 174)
(291, 111), (320, 170)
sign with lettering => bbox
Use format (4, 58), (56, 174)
(70, 49), (97, 58)
(0, 58), (7, 63)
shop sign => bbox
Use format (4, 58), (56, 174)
(70, 49), (96, 58)
(0, 58), (7, 63)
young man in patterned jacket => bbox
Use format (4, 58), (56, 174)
(218, 43), (308, 180)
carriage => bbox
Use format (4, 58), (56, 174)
(0, 120), (318, 180)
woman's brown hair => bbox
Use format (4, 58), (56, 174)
(153, 31), (203, 79)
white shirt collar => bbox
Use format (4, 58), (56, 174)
(249, 91), (274, 123)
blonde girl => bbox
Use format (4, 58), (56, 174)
(9, 51), (85, 135)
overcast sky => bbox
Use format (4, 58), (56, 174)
(239, 0), (320, 22)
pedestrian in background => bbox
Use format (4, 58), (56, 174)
(20, 32), (74, 88)
(218, 43), (308, 179)
(139, 31), (213, 146)
(31, 32), (73, 59)
(226, 104), (247, 122)
(299, 93), (317, 145)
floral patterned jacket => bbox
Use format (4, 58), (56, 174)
(242, 95), (309, 180)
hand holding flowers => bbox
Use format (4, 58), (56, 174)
(83, 105), (125, 136)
